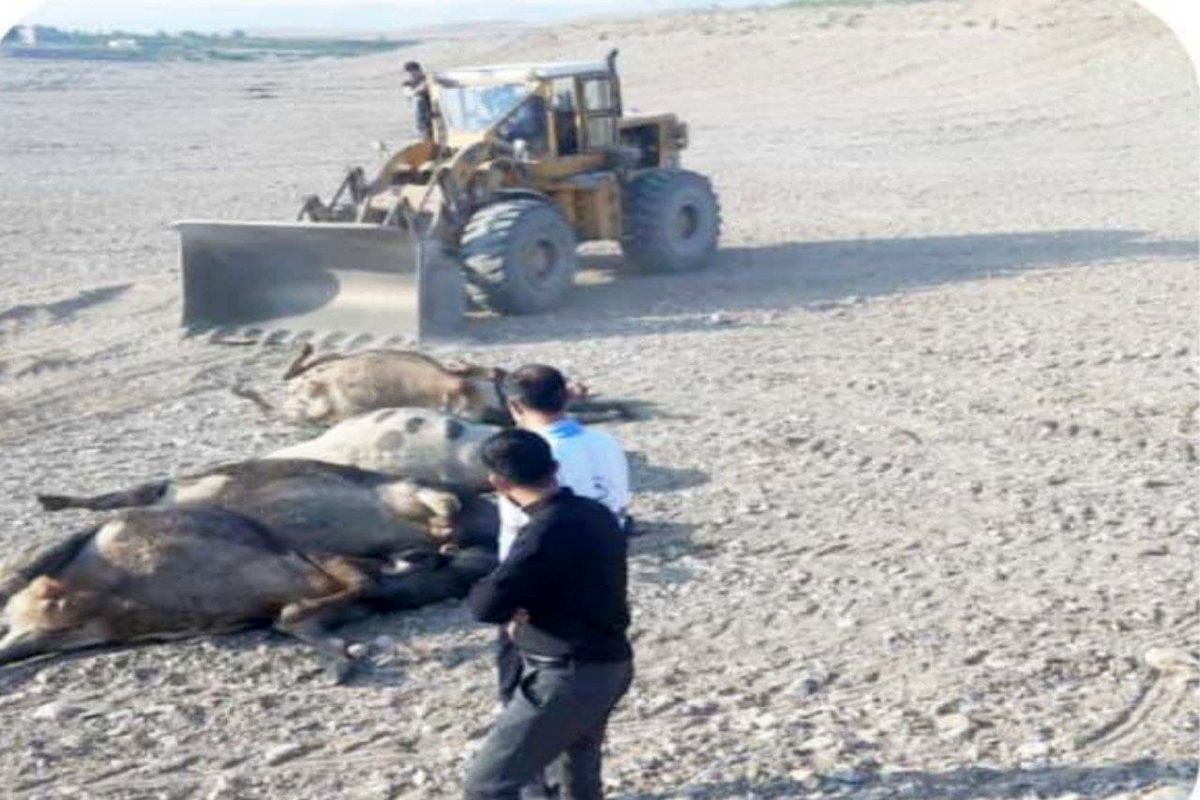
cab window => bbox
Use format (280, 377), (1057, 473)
(583, 78), (615, 112)
(580, 77), (617, 148)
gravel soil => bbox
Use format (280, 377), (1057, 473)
(0, 1), (1196, 797)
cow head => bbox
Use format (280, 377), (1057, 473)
(282, 377), (337, 424)
(445, 365), (512, 426)
(0, 577), (112, 664)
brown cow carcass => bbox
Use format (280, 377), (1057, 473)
(0, 506), (485, 679)
(11, 459), (503, 678)
(277, 345), (510, 426)
(237, 345), (643, 427)
(36, 457), (499, 557)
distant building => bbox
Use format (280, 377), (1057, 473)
(107, 38), (139, 51)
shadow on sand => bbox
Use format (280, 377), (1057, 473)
(627, 758), (1197, 799)
(470, 229), (1197, 344)
(0, 283), (133, 332)
(628, 451), (710, 494)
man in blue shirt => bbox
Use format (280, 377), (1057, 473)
(497, 365), (630, 560)
(495, 365), (630, 704)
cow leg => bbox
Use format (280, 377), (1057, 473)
(229, 384), (276, 415)
(274, 612), (358, 684)
(362, 566), (462, 612)
(274, 569), (372, 683)
(414, 487), (461, 541)
(376, 482), (461, 541)
(37, 481), (170, 513)
(567, 398), (659, 424)
(366, 545), (497, 612)
(0, 624), (111, 667)
(447, 545), (499, 590)
(0, 629), (57, 665)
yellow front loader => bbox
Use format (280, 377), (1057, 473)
(177, 50), (720, 344)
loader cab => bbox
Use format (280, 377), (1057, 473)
(431, 59), (623, 162)
(433, 80), (536, 148)
(544, 73), (622, 155)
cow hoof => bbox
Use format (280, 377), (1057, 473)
(326, 654), (358, 685)
(428, 517), (455, 540)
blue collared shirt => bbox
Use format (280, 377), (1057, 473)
(497, 418), (630, 560)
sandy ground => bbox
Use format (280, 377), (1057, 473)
(0, 0), (1197, 797)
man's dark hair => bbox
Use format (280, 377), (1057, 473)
(404, 61), (422, 72)
(503, 364), (568, 414)
(480, 430), (557, 486)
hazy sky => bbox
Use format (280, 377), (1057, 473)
(16, 0), (774, 34)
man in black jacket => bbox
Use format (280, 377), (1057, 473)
(464, 430), (633, 800)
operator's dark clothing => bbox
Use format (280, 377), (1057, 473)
(404, 75), (433, 139)
(465, 488), (633, 800)
(501, 95), (548, 152)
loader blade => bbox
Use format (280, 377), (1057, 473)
(174, 221), (463, 346)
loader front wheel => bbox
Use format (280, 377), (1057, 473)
(622, 168), (720, 272)
(460, 200), (578, 315)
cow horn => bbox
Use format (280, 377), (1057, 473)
(282, 343), (316, 380)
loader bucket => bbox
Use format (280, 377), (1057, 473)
(174, 221), (464, 345)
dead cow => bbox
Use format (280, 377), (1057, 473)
(0, 506), (495, 678)
(278, 345), (510, 426)
(244, 345), (646, 428)
(37, 458), (498, 557)
(266, 408), (501, 492)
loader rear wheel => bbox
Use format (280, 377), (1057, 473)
(460, 200), (578, 315)
(622, 168), (721, 272)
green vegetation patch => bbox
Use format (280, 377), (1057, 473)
(1, 25), (414, 63)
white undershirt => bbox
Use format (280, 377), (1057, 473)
(497, 418), (630, 560)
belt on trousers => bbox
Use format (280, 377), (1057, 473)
(522, 653), (573, 668)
